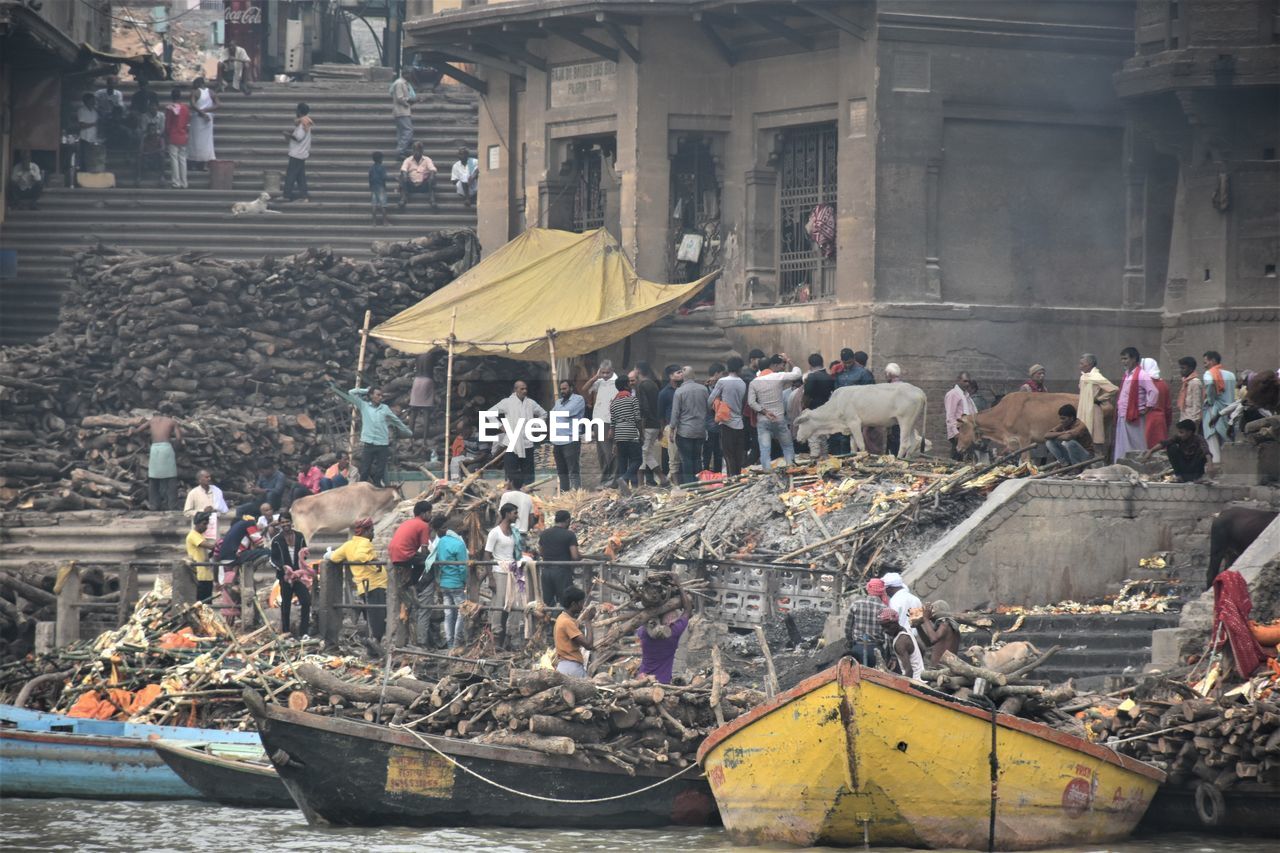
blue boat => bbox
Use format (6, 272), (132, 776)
(1, 704), (262, 800)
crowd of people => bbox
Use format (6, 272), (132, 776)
(943, 349), (1273, 482)
(44, 60), (481, 211)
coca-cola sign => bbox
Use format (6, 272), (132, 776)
(225, 5), (262, 25)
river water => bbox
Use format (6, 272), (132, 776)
(0, 800), (1274, 853)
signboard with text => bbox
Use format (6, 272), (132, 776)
(548, 61), (617, 108)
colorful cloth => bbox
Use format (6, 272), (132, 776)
(805, 203), (836, 258)
(1212, 570), (1266, 678)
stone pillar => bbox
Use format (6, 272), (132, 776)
(240, 556), (259, 629)
(172, 560), (198, 606)
(117, 564), (139, 626)
(924, 158), (943, 299)
(386, 563), (410, 649)
(318, 559), (344, 649)
(1122, 128), (1148, 309)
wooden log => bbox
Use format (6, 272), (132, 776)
(295, 663), (419, 706)
(1182, 698), (1218, 723)
(528, 714), (606, 743)
(493, 686), (567, 721)
(940, 651), (1008, 687)
(630, 686), (665, 706)
(475, 729), (575, 755)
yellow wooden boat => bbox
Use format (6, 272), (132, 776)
(697, 660), (1164, 850)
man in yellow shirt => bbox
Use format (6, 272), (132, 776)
(329, 517), (387, 641)
(186, 511), (214, 602)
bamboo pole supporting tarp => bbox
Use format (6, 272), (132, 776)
(443, 308), (457, 482)
(347, 310), (373, 458)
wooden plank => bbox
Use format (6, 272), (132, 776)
(740, 10), (814, 49)
(693, 14), (736, 66)
(422, 56), (490, 94)
(796, 2), (866, 40)
(472, 38), (548, 73)
(427, 44), (526, 77)
(542, 23), (620, 63)
(596, 15), (641, 63)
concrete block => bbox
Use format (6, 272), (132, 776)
(1219, 441), (1280, 487)
(1149, 627), (1185, 668)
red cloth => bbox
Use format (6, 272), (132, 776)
(1212, 570), (1266, 678)
(1123, 369), (1142, 423)
(164, 103), (190, 146)
(1144, 378), (1171, 446)
(805, 203), (836, 258)
(388, 516), (432, 564)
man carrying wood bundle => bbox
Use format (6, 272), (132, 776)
(914, 600), (961, 667)
(636, 584), (692, 683)
(554, 586), (594, 677)
(127, 402), (183, 511)
(329, 517), (387, 643)
(329, 384), (412, 488)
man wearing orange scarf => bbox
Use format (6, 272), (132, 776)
(1202, 350), (1236, 463)
(1113, 347), (1157, 461)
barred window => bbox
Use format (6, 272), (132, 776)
(777, 124), (837, 303)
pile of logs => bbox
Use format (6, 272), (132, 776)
(0, 231), (542, 509)
(294, 663), (764, 773)
(0, 566), (123, 661)
(0, 590), (376, 726)
(917, 645), (1089, 730)
(1107, 681), (1280, 788)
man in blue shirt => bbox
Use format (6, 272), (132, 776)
(550, 379), (586, 491)
(330, 384), (412, 487)
(835, 348), (875, 388)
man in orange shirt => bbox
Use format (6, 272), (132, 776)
(553, 587), (594, 677)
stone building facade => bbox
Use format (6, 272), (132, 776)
(406, 1), (1277, 431)
(1116, 0), (1279, 377)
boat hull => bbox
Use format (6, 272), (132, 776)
(697, 660), (1164, 850)
(1, 704), (262, 801)
(252, 703), (718, 829)
(153, 740), (295, 809)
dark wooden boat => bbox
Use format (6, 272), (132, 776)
(243, 691), (718, 829)
(1139, 780), (1280, 836)
(152, 739), (295, 809)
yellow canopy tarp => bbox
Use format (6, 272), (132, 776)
(369, 228), (716, 360)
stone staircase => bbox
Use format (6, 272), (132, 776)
(641, 307), (740, 373)
(969, 612), (1183, 688)
(0, 81), (478, 345)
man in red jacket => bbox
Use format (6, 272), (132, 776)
(163, 87), (190, 189)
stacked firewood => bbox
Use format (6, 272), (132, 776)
(0, 565), (124, 661)
(1104, 679), (1280, 788)
(0, 230), (546, 509)
(293, 663), (764, 773)
(916, 644), (1090, 731)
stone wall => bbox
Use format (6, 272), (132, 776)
(904, 478), (1259, 611)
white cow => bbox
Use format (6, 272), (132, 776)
(793, 384), (928, 458)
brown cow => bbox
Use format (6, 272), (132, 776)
(288, 482), (404, 541)
(955, 392), (1113, 455)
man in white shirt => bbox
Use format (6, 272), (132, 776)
(282, 102), (312, 202)
(487, 379), (547, 489)
(586, 360), (619, 488)
(451, 146), (478, 206)
(747, 353), (802, 470)
(944, 372), (977, 460)
(498, 486), (535, 534)
(220, 39), (252, 94)
(882, 572), (922, 637)
(183, 469), (229, 542)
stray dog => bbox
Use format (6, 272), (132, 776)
(1077, 464), (1148, 488)
(231, 192), (281, 216)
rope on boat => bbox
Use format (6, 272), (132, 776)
(390, 722), (701, 803)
